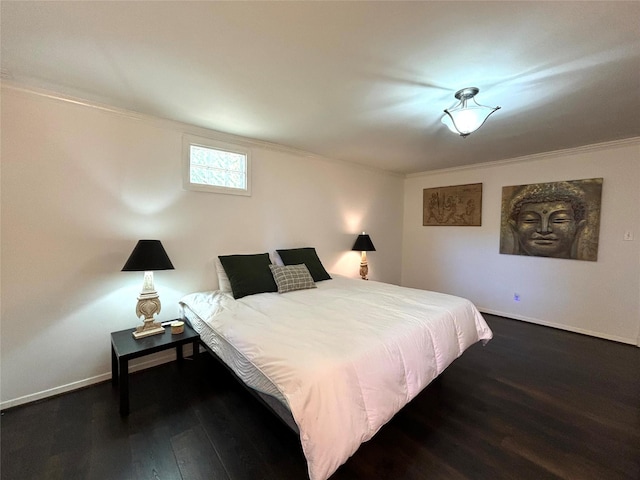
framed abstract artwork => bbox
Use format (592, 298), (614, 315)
(499, 178), (603, 261)
(423, 183), (482, 226)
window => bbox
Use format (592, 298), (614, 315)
(183, 135), (251, 196)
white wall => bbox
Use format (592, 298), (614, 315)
(3, 85), (638, 409)
(0, 86), (404, 407)
(403, 140), (640, 345)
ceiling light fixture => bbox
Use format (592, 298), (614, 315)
(442, 87), (500, 138)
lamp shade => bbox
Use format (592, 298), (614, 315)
(442, 87), (500, 138)
(352, 233), (376, 252)
(122, 240), (174, 271)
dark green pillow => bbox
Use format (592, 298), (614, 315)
(218, 253), (277, 299)
(276, 247), (332, 282)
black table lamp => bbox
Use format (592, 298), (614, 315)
(122, 240), (174, 339)
(352, 232), (376, 280)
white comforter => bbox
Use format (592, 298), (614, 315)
(180, 276), (492, 480)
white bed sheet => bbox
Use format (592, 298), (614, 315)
(180, 275), (492, 480)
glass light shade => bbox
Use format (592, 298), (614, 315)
(442, 88), (500, 138)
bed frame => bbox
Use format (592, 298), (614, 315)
(194, 332), (300, 434)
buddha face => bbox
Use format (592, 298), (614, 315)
(510, 201), (586, 258)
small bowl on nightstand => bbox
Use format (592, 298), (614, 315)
(170, 321), (185, 335)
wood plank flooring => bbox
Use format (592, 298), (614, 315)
(2, 314), (639, 480)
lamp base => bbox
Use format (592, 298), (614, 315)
(132, 322), (165, 339)
(132, 289), (164, 339)
(359, 261), (369, 281)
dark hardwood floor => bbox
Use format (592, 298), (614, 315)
(2, 314), (639, 480)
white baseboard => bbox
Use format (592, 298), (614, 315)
(0, 346), (194, 410)
(479, 308), (638, 346)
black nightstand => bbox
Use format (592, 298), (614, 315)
(111, 321), (200, 416)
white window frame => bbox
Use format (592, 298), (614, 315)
(182, 134), (251, 196)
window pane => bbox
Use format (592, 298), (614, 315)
(184, 135), (251, 196)
(189, 145), (247, 189)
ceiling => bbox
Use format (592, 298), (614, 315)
(2, 1), (639, 174)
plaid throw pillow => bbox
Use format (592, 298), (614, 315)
(269, 264), (317, 294)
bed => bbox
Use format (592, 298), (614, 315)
(179, 250), (493, 480)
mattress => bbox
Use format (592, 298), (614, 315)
(179, 275), (492, 480)
(181, 301), (300, 433)
(181, 301), (289, 405)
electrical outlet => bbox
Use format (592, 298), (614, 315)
(513, 293), (520, 302)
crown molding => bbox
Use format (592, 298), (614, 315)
(406, 136), (640, 179)
(1, 82), (403, 178)
(6, 81), (634, 181)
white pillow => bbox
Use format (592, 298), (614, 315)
(214, 257), (232, 293)
(271, 249), (285, 266)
